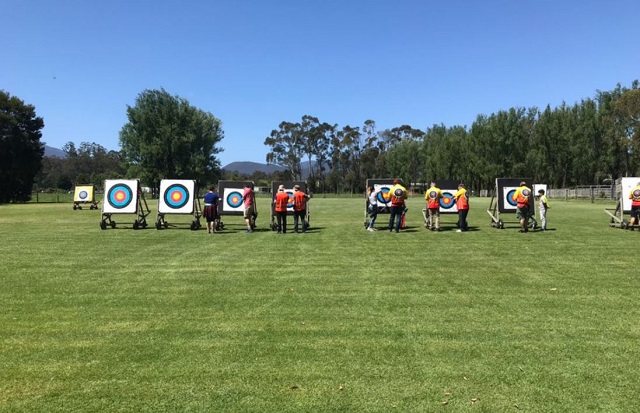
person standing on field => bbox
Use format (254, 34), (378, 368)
(425, 181), (443, 231)
(293, 184), (310, 233)
(203, 185), (220, 234)
(453, 183), (469, 232)
(366, 186), (378, 232)
(514, 181), (532, 233)
(538, 188), (550, 231)
(274, 185), (289, 234)
(242, 182), (256, 233)
(388, 178), (407, 233)
(628, 181), (640, 231)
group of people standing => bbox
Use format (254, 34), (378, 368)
(367, 179), (550, 233)
(202, 183), (309, 234)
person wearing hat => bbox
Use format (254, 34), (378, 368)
(514, 181), (532, 232)
(628, 181), (640, 231)
(274, 184), (289, 234)
(388, 178), (407, 233)
(293, 184), (310, 233)
(453, 183), (469, 232)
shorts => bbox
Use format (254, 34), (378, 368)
(203, 205), (218, 222)
(516, 207), (530, 220)
(631, 206), (640, 220)
(243, 204), (256, 219)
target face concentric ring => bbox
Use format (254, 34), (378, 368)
(634, 189), (640, 198)
(377, 187), (390, 204)
(78, 190), (88, 200)
(440, 192), (455, 209)
(163, 184), (189, 209)
(286, 191), (295, 208)
(226, 191), (243, 208)
(108, 184), (133, 209)
(506, 189), (518, 207)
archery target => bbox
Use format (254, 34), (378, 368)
(158, 179), (195, 214)
(496, 178), (534, 213)
(432, 180), (460, 214)
(505, 188), (518, 208)
(286, 191), (295, 209)
(376, 186), (391, 204)
(621, 177), (640, 211)
(223, 188), (244, 212)
(103, 179), (139, 214)
(439, 191), (457, 211)
(73, 185), (94, 202)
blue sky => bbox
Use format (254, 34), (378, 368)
(2, 0), (639, 166)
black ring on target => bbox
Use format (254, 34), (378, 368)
(79, 190), (88, 200)
(522, 188), (531, 198)
(440, 192), (455, 209)
(506, 189), (517, 206)
(428, 190), (439, 200)
(226, 191), (243, 208)
(107, 184), (133, 209)
(377, 187), (390, 204)
(163, 184), (189, 209)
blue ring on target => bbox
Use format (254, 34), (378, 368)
(377, 187), (390, 204)
(226, 191), (243, 208)
(78, 190), (88, 200)
(506, 189), (517, 206)
(164, 184), (189, 209)
(108, 184), (133, 209)
(440, 192), (455, 209)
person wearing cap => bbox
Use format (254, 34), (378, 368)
(425, 181), (443, 231)
(242, 182), (256, 233)
(537, 188), (550, 231)
(453, 183), (469, 232)
(514, 181), (532, 233)
(388, 178), (407, 233)
(274, 184), (289, 234)
(293, 184), (310, 233)
(628, 181), (640, 231)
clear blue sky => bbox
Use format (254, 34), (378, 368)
(3, 0), (639, 166)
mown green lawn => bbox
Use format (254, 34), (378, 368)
(1, 196), (638, 412)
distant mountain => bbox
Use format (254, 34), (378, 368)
(44, 145), (66, 158)
(222, 161), (285, 175)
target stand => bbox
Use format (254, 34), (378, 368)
(605, 177), (640, 229)
(73, 185), (99, 210)
(217, 180), (256, 231)
(487, 178), (538, 230)
(155, 179), (202, 230)
(270, 181), (310, 231)
(100, 179), (151, 230)
(420, 180), (461, 230)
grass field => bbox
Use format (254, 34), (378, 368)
(1, 196), (638, 412)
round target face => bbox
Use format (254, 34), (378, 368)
(506, 189), (517, 206)
(428, 190), (439, 200)
(226, 191), (243, 208)
(634, 189), (640, 198)
(163, 184), (189, 209)
(78, 190), (88, 200)
(107, 184), (133, 209)
(377, 187), (390, 204)
(286, 191), (295, 208)
(440, 192), (455, 209)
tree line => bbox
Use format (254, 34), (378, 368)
(2, 82), (639, 203)
(264, 81), (640, 193)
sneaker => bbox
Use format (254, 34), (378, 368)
(367, 227), (375, 232)
(456, 229), (462, 233)
(245, 229), (252, 233)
